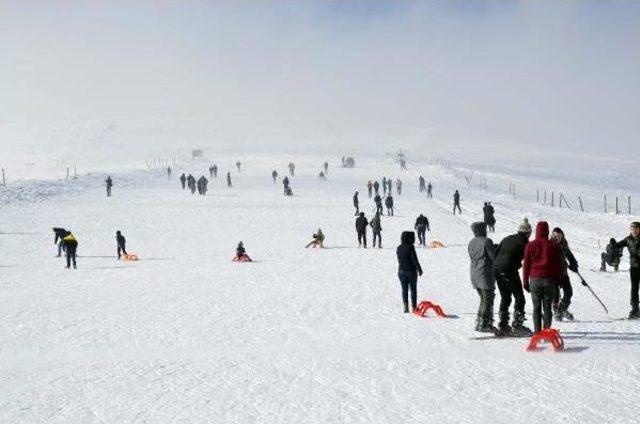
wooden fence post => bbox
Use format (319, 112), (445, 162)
(616, 197), (619, 214)
(1, 168), (5, 186)
(579, 196), (584, 212)
(551, 192), (555, 207)
(629, 196), (632, 215)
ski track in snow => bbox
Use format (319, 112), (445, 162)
(1, 155), (639, 423)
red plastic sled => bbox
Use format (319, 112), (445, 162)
(232, 254), (253, 262)
(413, 300), (447, 318)
(526, 328), (564, 352)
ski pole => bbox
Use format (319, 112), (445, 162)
(575, 271), (609, 314)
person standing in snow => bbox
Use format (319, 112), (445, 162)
(226, 172), (232, 188)
(373, 180), (380, 196)
(180, 173), (186, 189)
(209, 165), (214, 178)
(382, 177), (387, 195)
(367, 180), (373, 198)
(483, 202), (496, 232)
(370, 212), (382, 248)
(63, 231), (78, 269)
(453, 190), (461, 215)
(396, 231), (423, 313)
(387, 178), (393, 195)
(414, 214), (430, 247)
(493, 218), (533, 336)
(385, 193), (394, 216)
(419, 176), (426, 192)
(601, 238), (623, 272)
(272, 170), (278, 183)
(551, 227), (579, 321)
(187, 174), (196, 194)
(236, 161), (241, 172)
(427, 182), (433, 199)
(374, 193), (384, 216)
(288, 162), (295, 177)
(116, 231), (128, 259)
(282, 176), (290, 194)
(212, 164), (218, 178)
(353, 191), (360, 216)
(105, 176), (113, 197)
(396, 179), (402, 196)
(522, 221), (562, 333)
(468, 222), (497, 333)
(323, 161), (329, 174)
(167, 166), (172, 180)
(614, 222), (640, 318)
(355, 212), (369, 248)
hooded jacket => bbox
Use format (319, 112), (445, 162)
(494, 232), (529, 274)
(468, 222), (496, 290)
(355, 214), (368, 233)
(396, 232), (422, 274)
(522, 222), (562, 285)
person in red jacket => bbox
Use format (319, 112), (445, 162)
(522, 221), (562, 333)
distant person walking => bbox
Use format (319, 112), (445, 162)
(106, 176), (113, 197)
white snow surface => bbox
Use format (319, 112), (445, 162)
(1, 155), (639, 423)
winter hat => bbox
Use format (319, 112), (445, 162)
(552, 227), (564, 235)
(518, 218), (532, 234)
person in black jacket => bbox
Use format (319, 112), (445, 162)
(414, 215), (430, 246)
(272, 170), (278, 183)
(370, 212), (382, 248)
(374, 194), (383, 216)
(373, 180), (380, 195)
(353, 191), (360, 216)
(601, 238), (623, 272)
(483, 202), (496, 232)
(397, 231), (423, 313)
(180, 173), (186, 189)
(385, 194), (394, 216)
(453, 190), (461, 214)
(105, 176), (113, 197)
(53, 227), (67, 257)
(493, 218), (532, 335)
(551, 227), (579, 321)
(427, 182), (433, 199)
(116, 231), (128, 259)
(614, 222), (640, 318)
(355, 212), (368, 248)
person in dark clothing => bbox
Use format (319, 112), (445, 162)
(483, 202), (496, 232)
(522, 221), (562, 333)
(370, 212), (382, 248)
(494, 218), (532, 335)
(551, 227), (579, 321)
(316, 170), (323, 180)
(397, 231), (423, 313)
(53, 227), (67, 257)
(353, 191), (360, 216)
(167, 166), (172, 180)
(288, 162), (295, 177)
(284, 186), (293, 196)
(468, 222), (497, 332)
(419, 176), (426, 192)
(396, 179), (402, 196)
(116, 231), (128, 259)
(373, 180), (380, 195)
(106, 176), (113, 197)
(615, 222), (640, 318)
(367, 180), (373, 198)
(63, 231), (78, 269)
(385, 194), (394, 216)
(355, 212), (369, 248)
(187, 174), (196, 194)
(212, 165), (218, 178)
(236, 161), (241, 172)
(382, 177), (387, 195)
(180, 173), (186, 189)
(427, 182), (433, 199)
(414, 214), (430, 246)
(323, 161), (329, 174)
(226, 172), (232, 188)
(453, 190), (461, 214)
(282, 176), (290, 194)
(209, 166), (214, 178)
(234, 241), (252, 262)
(601, 238), (623, 272)
(374, 194), (383, 216)
(272, 170), (278, 183)
(387, 178), (393, 195)
(197, 176), (208, 195)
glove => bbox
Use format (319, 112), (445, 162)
(569, 264), (578, 273)
(524, 282), (530, 293)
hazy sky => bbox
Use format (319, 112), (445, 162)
(1, 0), (639, 157)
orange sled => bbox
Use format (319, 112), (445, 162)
(232, 254), (253, 262)
(429, 241), (445, 248)
(122, 254), (139, 261)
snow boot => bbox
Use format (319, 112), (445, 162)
(558, 304), (574, 321)
(475, 316), (482, 332)
(511, 312), (533, 336)
(477, 318), (498, 334)
(404, 303), (409, 314)
(599, 266), (606, 272)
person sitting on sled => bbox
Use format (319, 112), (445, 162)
(234, 241), (252, 262)
(305, 229), (325, 248)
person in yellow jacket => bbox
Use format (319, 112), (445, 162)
(63, 231), (78, 269)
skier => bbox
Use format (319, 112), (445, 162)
(236, 161), (241, 172)
(373, 193), (384, 216)
(288, 162), (295, 177)
(105, 176), (113, 197)
(419, 176), (425, 192)
(468, 222), (497, 333)
(373, 180), (380, 195)
(180, 173), (186, 189)
(323, 161), (329, 174)
(522, 221), (562, 333)
(385, 193), (394, 216)
(367, 180), (373, 198)
(305, 229), (325, 248)
(234, 241), (252, 262)
(396, 179), (402, 196)
(427, 182), (433, 199)
(355, 212), (369, 248)
(63, 231), (78, 269)
(272, 170), (278, 183)
(226, 172), (232, 188)
(483, 202), (496, 232)
(167, 166), (172, 180)
(353, 191), (360, 216)
(53, 227), (68, 257)
(414, 214), (430, 247)
(116, 230), (128, 259)
(453, 190), (461, 214)
(601, 238), (623, 272)
(493, 218), (533, 336)
(614, 222), (640, 318)
(370, 212), (382, 248)
(382, 177), (387, 195)
(396, 231), (423, 313)
(551, 227), (579, 321)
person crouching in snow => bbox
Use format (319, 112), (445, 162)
(468, 222), (497, 333)
(234, 241), (252, 262)
(305, 229), (325, 248)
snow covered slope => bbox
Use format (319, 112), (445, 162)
(1, 154), (639, 423)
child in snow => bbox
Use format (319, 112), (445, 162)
(234, 242), (252, 262)
(305, 229), (325, 248)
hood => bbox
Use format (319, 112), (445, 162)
(535, 221), (549, 240)
(400, 231), (415, 245)
(471, 222), (487, 237)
